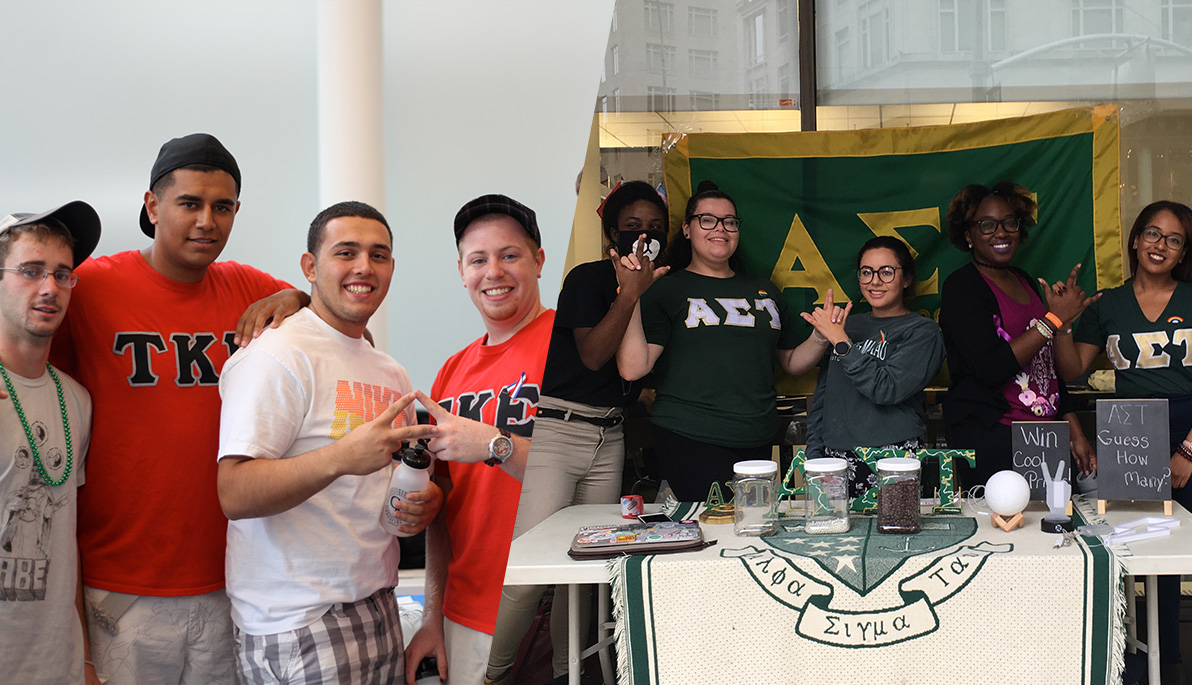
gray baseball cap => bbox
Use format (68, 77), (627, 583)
(0, 200), (102, 267)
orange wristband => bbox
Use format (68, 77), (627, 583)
(1044, 312), (1064, 330)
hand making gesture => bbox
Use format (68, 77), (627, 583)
(799, 288), (853, 346)
(1040, 263), (1101, 330)
(613, 232), (670, 300)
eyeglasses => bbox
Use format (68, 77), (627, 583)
(972, 217), (1022, 235)
(857, 266), (901, 284)
(1140, 226), (1186, 251)
(0, 266), (80, 288)
(689, 213), (742, 232)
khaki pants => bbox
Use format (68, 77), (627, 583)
(486, 396), (624, 679)
(86, 587), (236, 685)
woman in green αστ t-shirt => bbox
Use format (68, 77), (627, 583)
(1052, 200), (1192, 674)
(616, 181), (848, 501)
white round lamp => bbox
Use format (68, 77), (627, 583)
(985, 470), (1030, 531)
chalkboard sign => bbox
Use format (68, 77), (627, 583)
(1095, 399), (1171, 502)
(1011, 421), (1070, 500)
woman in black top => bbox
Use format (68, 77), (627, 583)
(939, 181), (1096, 488)
(485, 181), (669, 683)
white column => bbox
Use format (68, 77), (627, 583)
(317, 0), (388, 350)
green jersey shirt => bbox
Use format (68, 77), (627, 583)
(1074, 280), (1192, 399)
(640, 269), (801, 447)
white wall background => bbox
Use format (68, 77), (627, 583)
(0, 0), (613, 391)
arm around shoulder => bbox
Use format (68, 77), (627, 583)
(234, 288), (312, 348)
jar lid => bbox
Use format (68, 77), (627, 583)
(877, 457), (920, 472)
(803, 457), (847, 473)
(733, 459), (778, 476)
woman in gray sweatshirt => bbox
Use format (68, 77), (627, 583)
(803, 235), (945, 496)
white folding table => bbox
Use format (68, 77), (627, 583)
(504, 501), (1192, 685)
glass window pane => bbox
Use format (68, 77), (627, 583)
(599, 0), (797, 113)
(819, 0), (1192, 104)
(592, 2), (1192, 261)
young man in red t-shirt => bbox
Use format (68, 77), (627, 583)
(49, 134), (306, 684)
(404, 195), (554, 685)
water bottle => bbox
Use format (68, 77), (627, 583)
(381, 441), (431, 537)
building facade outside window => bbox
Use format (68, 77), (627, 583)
(591, 0), (1192, 219)
(1162, 0), (1192, 44)
(645, 0), (675, 34)
(1071, 0), (1124, 39)
(648, 85), (676, 112)
(860, 2), (889, 68)
(778, 0), (793, 41)
(940, 0), (1007, 54)
(747, 11), (765, 65)
(647, 42), (676, 73)
(690, 48), (719, 78)
(690, 90), (721, 110)
(690, 6), (717, 38)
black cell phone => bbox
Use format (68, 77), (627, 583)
(637, 513), (671, 524)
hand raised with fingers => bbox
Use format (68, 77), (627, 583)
(1040, 264), (1101, 328)
(335, 393), (436, 476)
(799, 288), (852, 343)
(611, 233), (669, 300)
(618, 249), (645, 272)
(414, 390), (499, 464)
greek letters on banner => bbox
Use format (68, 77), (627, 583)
(660, 106), (1121, 392)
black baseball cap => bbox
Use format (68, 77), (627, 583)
(0, 200), (102, 268)
(140, 133), (241, 238)
(453, 194), (541, 247)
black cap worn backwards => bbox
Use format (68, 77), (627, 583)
(139, 133), (241, 238)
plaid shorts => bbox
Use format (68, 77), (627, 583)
(235, 587), (404, 685)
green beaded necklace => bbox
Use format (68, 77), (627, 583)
(0, 360), (73, 487)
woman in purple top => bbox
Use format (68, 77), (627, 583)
(938, 181), (1097, 488)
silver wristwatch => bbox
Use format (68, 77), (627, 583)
(485, 429), (514, 467)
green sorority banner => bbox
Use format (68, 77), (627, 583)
(663, 106), (1121, 392)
